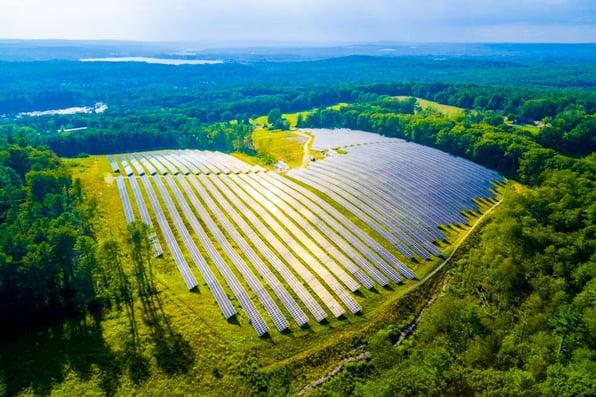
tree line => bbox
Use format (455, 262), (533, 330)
(299, 94), (595, 181)
(0, 138), (157, 331)
(3, 81), (594, 158)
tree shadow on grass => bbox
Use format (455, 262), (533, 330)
(139, 291), (195, 376)
(0, 289), (196, 396)
(0, 320), (121, 397)
(0, 274), (196, 396)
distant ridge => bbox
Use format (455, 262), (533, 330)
(0, 40), (594, 62)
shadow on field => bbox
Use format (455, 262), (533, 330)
(0, 320), (121, 397)
(139, 290), (195, 376)
(0, 288), (195, 396)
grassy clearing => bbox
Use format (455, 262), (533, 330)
(252, 128), (305, 168)
(328, 103), (349, 111)
(394, 96), (465, 116)
(252, 110), (315, 129)
(512, 123), (541, 135)
(248, 109), (318, 169)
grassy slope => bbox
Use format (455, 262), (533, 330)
(250, 109), (316, 169)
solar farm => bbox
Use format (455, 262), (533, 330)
(110, 130), (503, 337)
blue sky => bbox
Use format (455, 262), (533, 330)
(0, 0), (594, 43)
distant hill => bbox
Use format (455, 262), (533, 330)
(0, 40), (594, 62)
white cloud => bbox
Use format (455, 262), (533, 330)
(0, 0), (594, 42)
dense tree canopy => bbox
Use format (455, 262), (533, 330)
(0, 141), (99, 329)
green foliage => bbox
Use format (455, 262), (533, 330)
(0, 141), (102, 330)
(368, 329), (395, 371)
(301, 89), (594, 180)
(267, 107), (289, 130)
(521, 98), (559, 120)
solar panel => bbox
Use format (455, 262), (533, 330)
(127, 176), (163, 257)
(110, 139), (502, 334)
(247, 173), (390, 287)
(167, 175), (289, 332)
(139, 175), (198, 290)
(219, 175), (360, 315)
(109, 155), (120, 174)
(116, 176), (135, 224)
(205, 175), (341, 319)
(153, 175), (268, 335)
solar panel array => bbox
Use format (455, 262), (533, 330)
(110, 140), (501, 335)
(291, 130), (503, 263)
(305, 128), (394, 151)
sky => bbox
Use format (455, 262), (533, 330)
(0, 0), (594, 43)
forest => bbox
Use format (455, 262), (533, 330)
(0, 135), (165, 331)
(0, 50), (594, 396)
(2, 77), (595, 160)
(0, 140), (96, 329)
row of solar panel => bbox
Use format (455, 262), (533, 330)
(110, 150), (264, 177)
(289, 139), (502, 263)
(117, 171), (326, 334)
(113, 151), (422, 335)
(330, 142), (499, 222)
(113, 136), (501, 336)
(305, 128), (395, 152)
(310, 163), (439, 258)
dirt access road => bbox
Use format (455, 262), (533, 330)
(294, 130), (313, 168)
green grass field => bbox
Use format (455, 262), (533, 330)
(512, 123), (541, 135)
(252, 128), (306, 168)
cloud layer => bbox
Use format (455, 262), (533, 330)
(0, 0), (594, 42)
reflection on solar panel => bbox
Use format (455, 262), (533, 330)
(116, 176), (134, 224)
(173, 175), (292, 331)
(245, 173), (389, 287)
(290, 129), (502, 272)
(117, 155), (134, 177)
(303, 128), (394, 151)
(125, 154), (145, 176)
(223, 175), (361, 314)
(126, 175), (163, 257)
(187, 175), (311, 326)
(110, 133), (502, 335)
(109, 155), (120, 173)
(216, 175), (351, 317)
(200, 175), (329, 322)
(164, 175), (279, 333)
(151, 174), (239, 321)
(139, 175), (198, 291)
(264, 172), (404, 284)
